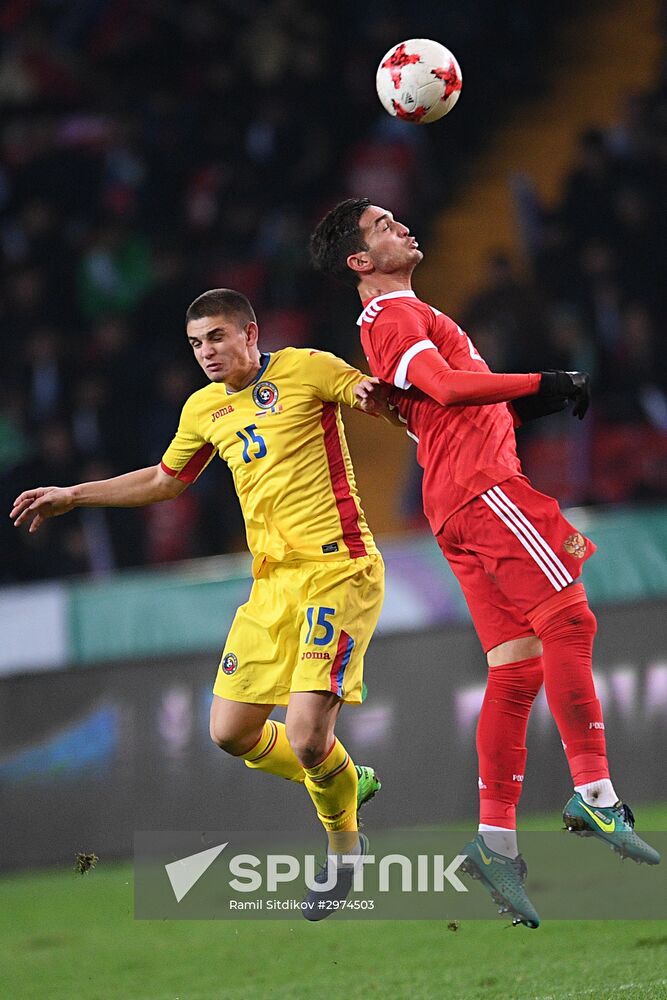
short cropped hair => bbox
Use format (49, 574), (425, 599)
(310, 198), (370, 286)
(185, 288), (257, 326)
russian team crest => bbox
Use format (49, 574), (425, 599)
(563, 532), (586, 559)
(221, 652), (238, 675)
(252, 381), (279, 409)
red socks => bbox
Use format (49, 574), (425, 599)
(477, 656), (544, 828)
(478, 585), (611, 828)
(527, 584), (609, 786)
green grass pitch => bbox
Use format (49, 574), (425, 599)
(3, 806), (666, 1000)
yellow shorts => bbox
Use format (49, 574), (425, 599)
(213, 553), (384, 706)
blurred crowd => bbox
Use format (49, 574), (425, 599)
(1, 0), (664, 583)
(459, 95), (667, 509)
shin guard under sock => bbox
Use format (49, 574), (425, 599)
(528, 585), (610, 786)
(477, 656), (544, 829)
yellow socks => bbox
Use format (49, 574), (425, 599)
(243, 726), (359, 852)
(242, 720), (304, 783)
(303, 738), (359, 848)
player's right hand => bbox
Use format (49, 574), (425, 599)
(354, 377), (390, 416)
(10, 487), (77, 533)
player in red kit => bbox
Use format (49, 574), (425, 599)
(310, 198), (660, 928)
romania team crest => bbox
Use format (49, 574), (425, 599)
(221, 652), (238, 675)
(252, 381), (279, 409)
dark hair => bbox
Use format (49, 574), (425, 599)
(310, 198), (370, 286)
(185, 288), (257, 326)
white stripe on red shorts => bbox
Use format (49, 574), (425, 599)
(481, 484), (574, 591)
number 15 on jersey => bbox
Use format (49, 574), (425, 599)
(237, 423), (267, 463)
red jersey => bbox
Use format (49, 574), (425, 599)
(358, 290), (527, 533)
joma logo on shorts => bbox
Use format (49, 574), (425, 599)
(301, 651), (331, 660)
(589, 721), (605, 730)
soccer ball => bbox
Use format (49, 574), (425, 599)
(376, 38), (462, 124)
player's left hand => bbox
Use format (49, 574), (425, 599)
(568, 372), (591, 419)
(538, 370), (591, 420)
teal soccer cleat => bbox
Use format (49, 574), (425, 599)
(562, 792), (661, 865)
(461, 834), (540, 929)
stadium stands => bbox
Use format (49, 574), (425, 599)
(1, 0), (664, 581)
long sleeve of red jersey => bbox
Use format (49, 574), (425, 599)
(407, 348), (541, 406)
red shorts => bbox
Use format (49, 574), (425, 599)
(436, 476), (596, 653)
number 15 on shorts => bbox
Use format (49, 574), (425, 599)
(304, 606), (336, 646)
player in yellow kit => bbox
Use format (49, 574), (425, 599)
(11, 288), (385, 918)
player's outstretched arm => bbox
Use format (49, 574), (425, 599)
(406, 351), (591, 418)
(11, 464), (187, 534)
(406, 349), (540, 405)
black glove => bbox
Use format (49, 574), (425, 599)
(538, 370), (591, 420)
(512, 394), (568, 423)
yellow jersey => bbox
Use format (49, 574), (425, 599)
(161, 347), (378, 572)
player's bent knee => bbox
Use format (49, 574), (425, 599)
(574, 604), (597, 636)
(209, 726), (238, 754)
(286, 732), (331, 769)
(528, 585), (597, 641)
(209, 721), (261, 756)
(536, 601), (597, 642)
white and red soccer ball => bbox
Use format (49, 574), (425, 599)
(376, 38), (462, 124)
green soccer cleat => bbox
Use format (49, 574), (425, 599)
(461, 834), (541, 929)
(302, 832), (370, 921)
(562, 792), (661, 865)
(356, 764), (381, 816)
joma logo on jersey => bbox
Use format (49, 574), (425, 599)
(301, 651), (331, 660)
(211, 405), (234, 422)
